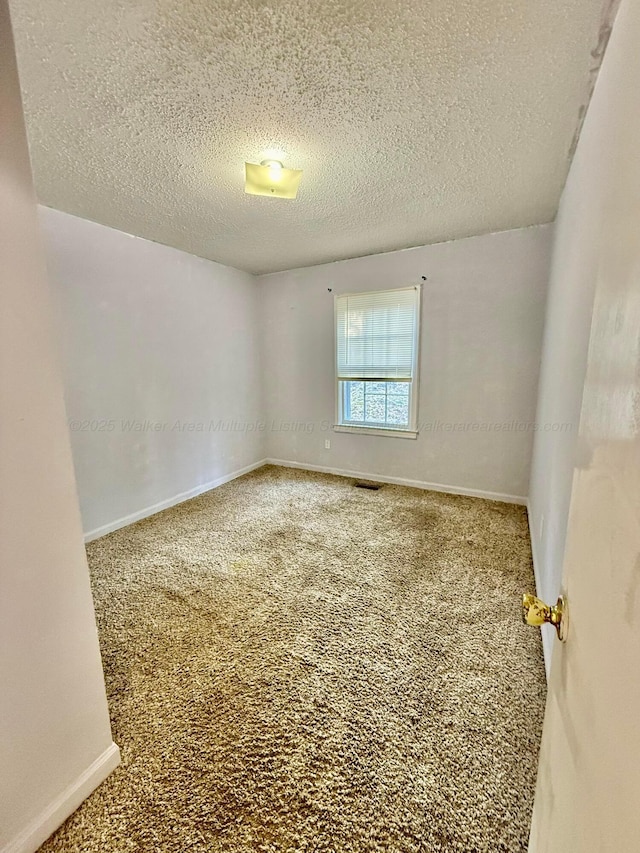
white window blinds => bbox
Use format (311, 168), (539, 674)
(336, 287), (420, 381)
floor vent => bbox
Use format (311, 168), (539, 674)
(354, 481), (381, 490)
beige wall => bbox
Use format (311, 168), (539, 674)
(0, 3), (118, 852)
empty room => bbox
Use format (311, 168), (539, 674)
(2, 0), (639, 851)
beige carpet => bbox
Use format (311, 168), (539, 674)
(40, 465), (546, 853)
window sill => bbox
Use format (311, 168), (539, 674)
(333, 424), (418, 439)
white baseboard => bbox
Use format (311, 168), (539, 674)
(84, 458), (268, 542)
(84, 457), (526, 542)
(526, 500), (552, 680)
(266, 458), (527, 505)
(2, 742), (120, 853)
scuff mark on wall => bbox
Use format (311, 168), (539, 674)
(568, 0), (623, 160)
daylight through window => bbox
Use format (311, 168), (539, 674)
(335, 286), (420, 435)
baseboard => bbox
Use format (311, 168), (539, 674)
(84, 457), (526, 541)
(526, 500), (552, 680)
(266, 458), (527, 505)
(84, 458), (268, 542)
(2, 742), (120, 853)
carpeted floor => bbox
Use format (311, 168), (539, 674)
(40, 465), (546, 853)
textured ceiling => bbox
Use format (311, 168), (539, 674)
(11, 0), (605, 275)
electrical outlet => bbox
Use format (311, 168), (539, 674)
(324, 439), (331, 449)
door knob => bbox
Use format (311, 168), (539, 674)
(522, 593), (568, 642)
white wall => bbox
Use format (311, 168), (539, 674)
(259, 225), (552, 501)
(529, 1), (640, 847)
(42, 214), (551, 531)
(0, 4), (118, 852)
(528, 8), (622, 671)
(40, 207), (265, 540)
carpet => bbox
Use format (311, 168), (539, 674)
(40, 465), (546, 852)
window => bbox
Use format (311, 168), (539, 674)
(335, 286), (421, 437)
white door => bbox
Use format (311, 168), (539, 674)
(528, 1), (640, 849)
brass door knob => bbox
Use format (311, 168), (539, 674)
(522, 593), (568, 642)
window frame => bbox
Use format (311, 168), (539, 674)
(333, 285), (421, 439)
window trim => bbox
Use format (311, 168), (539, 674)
(333, 285), (422, 438)
(333, 424), (418, 439)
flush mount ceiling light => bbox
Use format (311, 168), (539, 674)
(244, 159), (303, 199)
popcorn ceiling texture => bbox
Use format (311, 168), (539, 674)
(39, 466), (546, 852)
(11, 0), (603, 274)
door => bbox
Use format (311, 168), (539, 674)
(527, 1), (640, 849)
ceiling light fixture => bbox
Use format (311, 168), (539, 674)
(244, 159), (303, 199)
